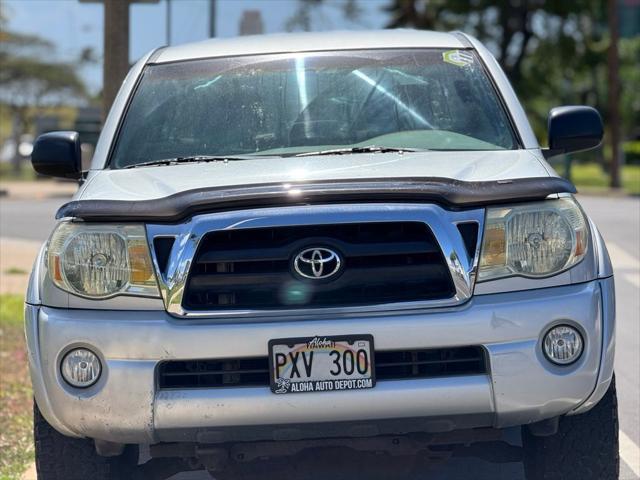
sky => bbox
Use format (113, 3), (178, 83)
(3, 0), (390, 94)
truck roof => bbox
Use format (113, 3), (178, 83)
(152, 29), (468, 64)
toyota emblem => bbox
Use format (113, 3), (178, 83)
(293, 247), (342, 280)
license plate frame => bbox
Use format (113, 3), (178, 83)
(268, 334), (376, 395)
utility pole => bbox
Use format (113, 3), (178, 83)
(209, 0), (216, 37)
(166, 0), (171, 45)
(608, 0), (621, 189)
(80, 0), (159, 119)
(103, 0), (130, 121)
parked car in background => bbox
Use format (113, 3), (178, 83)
(0, 134), (33, 163)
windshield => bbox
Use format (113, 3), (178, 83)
(111, 49), (518, 169)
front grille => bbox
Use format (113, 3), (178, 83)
(183, 222), (454, 311)
(157, 346), (487, 389)
(374, 347), (486, 380)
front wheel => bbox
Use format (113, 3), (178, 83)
(522, 377), (619, 480)
(34, 402), (138, 480)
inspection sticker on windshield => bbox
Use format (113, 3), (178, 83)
(443, 49), (474, 67)
(269, 335), (375, 395)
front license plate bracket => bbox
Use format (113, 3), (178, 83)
(268, 334), (375, 394)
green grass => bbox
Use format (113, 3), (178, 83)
(0, 163), (36, 182)
(0, 294), (34, 480)
(568, 163), (640, 195)
(3, 268), (27, 276)
(0, 294), (24, 327)
(621, 165), (640, 194)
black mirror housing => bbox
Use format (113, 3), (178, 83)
(31, 131), (82, 180)
(544, 106), (603, 159)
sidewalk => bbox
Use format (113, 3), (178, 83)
(0, 237), (42, 295)
(21, 464), (36, 480)
(0, 180), (78, 200)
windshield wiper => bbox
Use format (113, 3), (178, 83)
(124, 154), (260, 169)
(294, 146), (422, 157)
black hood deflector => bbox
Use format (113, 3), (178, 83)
(57, 176), (576, 223)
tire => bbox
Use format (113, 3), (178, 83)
(34, 402), (138, 480)
(522, 377), (619, 480)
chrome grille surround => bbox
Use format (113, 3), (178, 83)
(146, 203), (484, 320)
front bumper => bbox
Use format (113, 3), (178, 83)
(26, 278), (614, 444)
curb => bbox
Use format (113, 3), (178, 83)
(0, 181), (77, 201)
(575, 188), (635, 198)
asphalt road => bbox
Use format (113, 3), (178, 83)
(0, 197), (62, 242)
(2, 194), (638, 479)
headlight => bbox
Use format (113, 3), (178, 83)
(478, 197), (588, 281)
(48, 222), (159, 298)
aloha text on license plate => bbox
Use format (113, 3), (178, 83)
(269, 335), (375, 394)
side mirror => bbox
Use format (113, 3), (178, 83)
(543, 106), (603, 159)
(31, 131), (82, 180)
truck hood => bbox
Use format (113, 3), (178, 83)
(79, 150), (552, 202)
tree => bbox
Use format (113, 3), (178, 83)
(286, 0), (363, 31)
(385, 1), (611, 131)
(385, 0), (640, 183)
(0, 12), (87, 172)
(288, 0), (639, 182)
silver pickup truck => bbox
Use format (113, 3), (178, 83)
(26, 30), (617, 480)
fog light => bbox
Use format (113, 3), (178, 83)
(61, 348), (102, 388)
(543, 325), (583, 365)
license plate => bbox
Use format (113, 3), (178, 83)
(269, 335), (375, 394)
